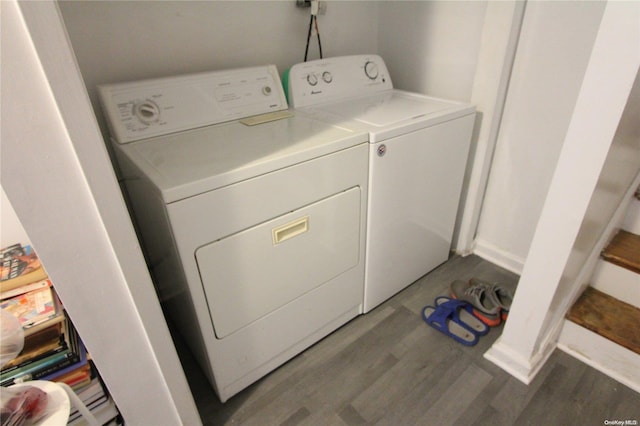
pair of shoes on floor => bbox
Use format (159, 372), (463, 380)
(421, 296), (489, 346)
(449, 278), (516, 326)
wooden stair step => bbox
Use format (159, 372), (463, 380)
(601, 229), (640, 274)
(567, 287), (640, 355)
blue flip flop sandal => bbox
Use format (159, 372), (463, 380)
(421, 304), (479, 346)
(434, 296), (489, 336)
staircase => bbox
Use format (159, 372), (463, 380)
(559, 189), (640, 393)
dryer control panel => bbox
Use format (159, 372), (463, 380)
(287, 54), (392, 108)
(98, 65), (287, 143)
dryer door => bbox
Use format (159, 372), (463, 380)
(196, 187), (361, 339)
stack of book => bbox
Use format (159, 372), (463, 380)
(1, 243), (121, 425)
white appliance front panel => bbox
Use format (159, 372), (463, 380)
(363, 115), (475, 312)
(164, 143), (368, 401)
(98, 65), (287, 143)
(117, 113), (366, 202)
(196, 187), (361, 338)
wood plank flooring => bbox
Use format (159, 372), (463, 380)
(173, 255), (640, 425)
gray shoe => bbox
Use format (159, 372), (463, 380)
(449, 280), (501, 326)
(469, 278), (516, 320)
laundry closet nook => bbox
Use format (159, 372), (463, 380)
(3, 1), (638, 424)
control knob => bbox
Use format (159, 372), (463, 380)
(134, 100), (160, 124)
(364, 61), (379, 80)
(306, 73), (318, 86)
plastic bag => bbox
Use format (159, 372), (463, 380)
(0, 386), (48, 426)
(1, 308), (24, 368)
(1, 308), (46, 425)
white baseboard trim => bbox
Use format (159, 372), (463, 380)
(473, 238), (525, 275)
(483, 333), (557, 385)
(558, 320), (640, 394)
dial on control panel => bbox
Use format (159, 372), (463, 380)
(134, 100), (160, 124)
(307, 72), (334, 86)
(364, 61), (379, 80)
(306, 73), (318, 86)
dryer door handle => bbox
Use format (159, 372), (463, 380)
(272, 216), (309, 245)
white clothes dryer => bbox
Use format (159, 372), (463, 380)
(288, 55), (475, 313)
(98, 65), (369, 402)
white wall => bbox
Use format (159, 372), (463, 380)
(1, 1), (200, 423)
(58, 1), (379, 121)
(59, 0), (379, 83)
(1, 189), (32, 248)
(453, 1), (526, 254)
(377, 1), (487, 102)
(485, 0), (640, 384)
(474, 1), (607, 273)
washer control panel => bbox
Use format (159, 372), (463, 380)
(288, 54), (392, 108)
(98, 65), (287, 143)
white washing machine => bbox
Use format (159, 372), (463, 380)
(288, 54), (475, 313)
(97, 65), (369, 402)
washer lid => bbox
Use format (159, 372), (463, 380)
(309, 90), (475, 142)
(116, 113), (367, 203)
(328, 91), (455, 127)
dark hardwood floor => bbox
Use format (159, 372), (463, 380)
(174, 255), (640, 425)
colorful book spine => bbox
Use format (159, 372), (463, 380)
(0, 350), (79, 386)
(0, 285), (58, 329)
(0, 244), (47, 292)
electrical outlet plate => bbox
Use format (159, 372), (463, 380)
(296, 0), (326, 14)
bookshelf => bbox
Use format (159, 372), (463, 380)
(1, 243), (122, 425)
